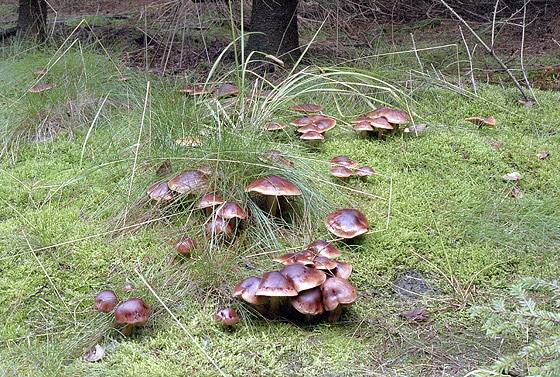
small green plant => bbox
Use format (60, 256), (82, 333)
(469, 277), (560, 377)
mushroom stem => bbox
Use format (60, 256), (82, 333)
(120, 324), (135, 337)
(327, 307), (343, 322)
(265, 195), (279, 217)
(377, 128), (383, 139)
(269, 297), (283, 313)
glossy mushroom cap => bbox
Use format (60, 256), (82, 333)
(355, 166), (375, 178)
(215, 202), (248, 220)
(205, 217), (232, 236)
(370, 117), (393, 130)
(245, 176), (302, 197)
(114, 298), (151, 326)
(332, 261), (353, 279)
(196, 193), (224, 213)
(329, 166), (353, 179)
(353, 121), (375, 132)
(321, 277), (357, 311)
(289, 117), (313, 126)
(368, 107), (409, 124)
(311, 256), (337, 270)
(280, 264), (326, 293)
(255, 271), (298, 297)
(291, 286), (324, 315)
(262, 121), (288, 131)
(168, 170), (208, 195)
(147, 180), (173, 201)
(301, 130), (324, 141)
(328, 156), (358, 169)
(305, 240), (341, 259)
(232, 276), (268, 305)
(325, 208), (369, 239)
(215, 307), (239, 326)
(174, 236), (197, 257)
(94, 290), (118, 313)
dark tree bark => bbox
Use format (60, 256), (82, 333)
(17, 0), (48, 41)
(246, 0), (300, 61)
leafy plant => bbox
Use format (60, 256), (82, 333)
(469, 277), (560, 377)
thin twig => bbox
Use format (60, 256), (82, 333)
(459, 26), (477, 95)
(519, 0), (541, 107)
(438, 0), (531, 101)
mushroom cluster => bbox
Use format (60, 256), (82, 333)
(351, 107), (409, 139)
(328, 155), (375, 183)
(232, 240), (356, 322)
(93, 289), (151, 337)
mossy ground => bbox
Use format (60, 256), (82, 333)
(1, 15), (559, 377)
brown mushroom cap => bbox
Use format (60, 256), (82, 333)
(321, 277), (357, 311)
(215, 202), (248, 220)
(332, 261), (353, 279)
(296, 124), (321, 134)
(232, 276), (268, 305)
(174, 236), (197, 257)
(94, 290), (118, 313)
(196, 193), (224, 211)
(370, 117), (394, 130)
(114, 298), (151, 326)
(355, 166), (375, 178)
(28, 83), (56, 93)
(325, 209), (369, 239)
(465, 116), (496, 127)
(290, 104), (324, 113)
(312, 256), (338, 270)
(289, 117), (313, 127)
(262, 121), (288, 131)
(255, 271), (298, 297)
(293, 250), (316, 266)
(328, 156), (358, 169)
(168, 170), (208, 195)
(245, 176), (302, 197)
(279, 264), (327, 293)
(215, 307), (239, 326)
(353, 121), (375, 132)
(368, 107), (409, 125)
(350, 116), (375, 124)
(329, 166), (353, 179)
(301, 130), (324, 141)
(291, 286), (324, 315)
(272, 252), (297, 265)
(205, 217), (232, 236)
(147, 180), (173, 201)
(305, 240), (341, 259)
(308, 115), (337, 132)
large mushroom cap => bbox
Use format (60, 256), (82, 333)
(94, 290), (118, 313)
(147, 180), (173, 201)
(280, 264), (326, 293)
(321, 277), (357, 311)
(168, 170), (208, 194)
(114, 298), (151, 326)
(332, 261), (353, 279)
(291, 286), (324, 315)
(329, 166), (353, 179)
(325, 209), (369, 239)
(368, 107), (409, 125)
(215, 307), (239, 326)
(255, 271), (298, 297)
(245, 176), (302, 196)
(232, 276), (268, 305)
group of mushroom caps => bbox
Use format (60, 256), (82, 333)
(94, 290), (151, 337)
(232, 240), (357, 322)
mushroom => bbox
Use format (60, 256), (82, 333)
(262, 121), (288, 132)
(196, 193), (224, 216)
(300, 130), (324, 149)
(255, 271), (298, 312)
(173, 236), (197, 257)
(245, 175), (302, 216)
(28, 83), (56, 93)
(290, 104), (324, 113)
(290, 286), (324, 321)
(94, 290), (118, 313)
(289, 117), (313, 127)
(168, 170), (209, 195)
(329, 166), (353, 182)
(215, 83), (239, 98)
(321, 277), (357, 322)
(328, 155), (358, 169)
(502, 172), (523, 181)
(369, 117), (394, 139)
(305, 240), (341, 259)
(215, 307), (239, 328)
(355, 166), (375, 182)
(205, 217), (232, 237)
(258, 150), (294, 168)
(332, 261), (353, 279)
(280, 264), (326, 293)
(311, 256), (338, 271)
(232, 276), (268, 306)
(325, 208), (369, 239)
(465, 116), (496, 128)
(353, 121), (375, 138)
(147, 180), (173, 202)
(114, 298), (151, 337)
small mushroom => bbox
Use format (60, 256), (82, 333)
(355, 166), (375, 182)
(300, 130), (324, 149)
(147, 180), (173, 202)
(328, 155), (358, 169)
(305, 240), (341, 259)
(94, 290), (118, 313)
(232, 276), (268, 306)
(28, 83), (56, 93)
(197, 193), (224, 216)
(291, 286), (324, 321)
(258, 150), (294, 168)
(321, 277), (357, 322)
(353, 121), (375, 138)
(114, 298), (151, 337)
(168, 170), (209, 195)
(262, 121), (288, 131)
(255, 271), (298, 312)
(215, 307), (239, 328)
(245, 175), (302, 216)
(290, 104), (324, 113)
(205, 217), (232, 237)
(465, 116), (496, 128)
(329, 166), (353, 182)
(174, 236), (197, 257)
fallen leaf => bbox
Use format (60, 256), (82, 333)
(84, 344), (105, 362)
(537, 152), (549, 159)
(509, 186), (523, 198)
(465, 116), (496, 128)
(503, 172), (522, 181)
(518, 99), (534, 107)
(117, 76), (133, 82)
(399, 307), (428, 322)
(33, 68), (47, 75)
(404, 123), (427, 134)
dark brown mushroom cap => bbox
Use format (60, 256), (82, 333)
(215, 307), (239, 325)
(311, 117), (337, 133)
(290, 104), (324, 113)
(114, 298), (151, 326)
(289, 117), (313, 126)
(353, 121), (375, 132)
(332, 261), (353, 279)
(296, 124), (321, 134)
(350, 116), (375, 124)
(205, 217), (232, 236)
(321, 277), (357, 311)
(305, 240), (341, 259)
(174, 236), (197, 257)
(355, 166), (375, 177)
(147, 180), (173, 201)
(293, 250), (316, 266)
(196, 193), (224, 210)
(168, 170), (208, 194)
(232, 276), (268, 305)
(328, 155), (358, 169)
(370, 116), (394, 130)
(291, 286), (324, 315)
(312, 256), (337, 270)
(329, 166), (353, 178)
(215, 202), (248, 219)
(245, 176), (302, 197)
(375, 109), (409, 125)
(255, 271), (298, 297)
(301, 131), (324, 141)
(215, 83), (239, 98)
(262, 121), (288, 131)
(94, 290), (118, 313)
(272, 253), (297, 265)
(279, 264), (327, 293)
(325, 209), (369, 239)
(28, 83), (55, 93)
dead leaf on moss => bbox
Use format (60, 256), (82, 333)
(84, 344), (105, 362)
(537, 152), (549, 159)
(503, 172), (523, 181)
(518, 99), (534, 107)
(175, 136), (202, 147)
(399, 307), (428, 322)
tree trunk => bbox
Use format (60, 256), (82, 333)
(17, 0), (48, 41)
(246, 0), (300, 61)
